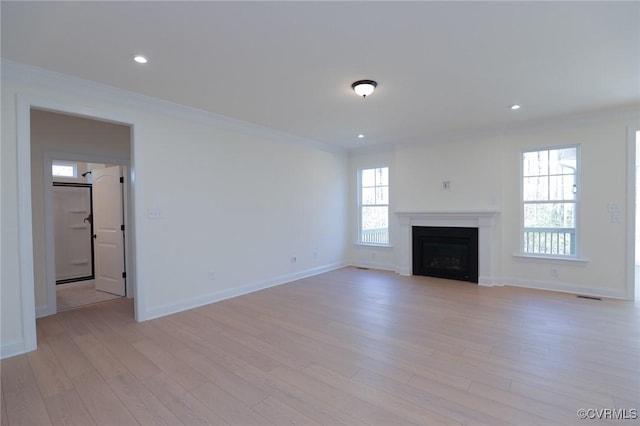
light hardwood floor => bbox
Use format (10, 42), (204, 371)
(56, 281), (122, 311)
(2, 267), (639, 425)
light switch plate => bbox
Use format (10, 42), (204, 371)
(148, 207), (163, 219)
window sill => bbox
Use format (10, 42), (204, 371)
(512, 253), (589, 263)
(355, 243), (394, 249)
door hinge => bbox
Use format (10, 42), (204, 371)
(121, 224), (125, 231)
(122, 272), (126, 279)
(120, 177), (124, 183)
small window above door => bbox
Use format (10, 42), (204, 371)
(52, 161), (78, 178)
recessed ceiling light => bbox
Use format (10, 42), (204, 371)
(133, 55), (148, 64)
(510, 104), (521, 110)
(358, 134), (365, 139)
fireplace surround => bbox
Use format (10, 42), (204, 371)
(396, 210), (499, 285)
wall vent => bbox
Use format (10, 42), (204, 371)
(576, 295), (602, 301)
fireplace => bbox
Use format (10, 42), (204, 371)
(412, 226), (479, 283)
(397, 210), (499, 285)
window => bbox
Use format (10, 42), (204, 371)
(52, 161), (77, 178)
(522, 146), (578, 256)
(359, 167), (389, 245)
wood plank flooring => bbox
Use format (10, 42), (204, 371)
(2, 267), (639, 425)
(56, 281), (122, 311)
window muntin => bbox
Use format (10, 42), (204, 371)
(522, 147), (578, 256)
(359, 167), (389, 245)
(52, 161), (77, 178)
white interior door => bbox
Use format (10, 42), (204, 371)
(93, 166), (126, 296)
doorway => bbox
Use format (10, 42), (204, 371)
(15, 97), (140, 353)
(635, 131), (639, 301)
(52, 161), (127, 311)
(31, 108), (133, 317)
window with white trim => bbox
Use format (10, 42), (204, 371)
(52, 161), (77, 178)
(359, 167), (389, 245)
(522, 146), (578, 256)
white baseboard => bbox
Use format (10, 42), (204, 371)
(140, 262), (347, 321)
(391, 270), (626, 299)
(394, 269), (502, 284)
(503, 277), (628, 299)
(349, 261), (396, 271)
(36, 304), (50, 318)
(479, 276), (504, 286)
(1, 339), (25, 360)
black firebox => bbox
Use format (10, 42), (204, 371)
(412, 226), (478, 283)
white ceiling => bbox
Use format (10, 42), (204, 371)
(2, 1), (639, 148)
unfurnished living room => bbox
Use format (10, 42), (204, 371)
(1, 2), (639, 425)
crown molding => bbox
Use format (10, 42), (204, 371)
(1, 59), (346, 156)
(392, 104), (640, 150)
(501, 103), (640, 136)
(347, 142), (395, 156)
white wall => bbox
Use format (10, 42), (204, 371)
(137, 117), (348, 317)
(1, 69), (22, 353)
(501, 117), (634, 298)
(1, 61), (348, 357)
(394, 135), (504, 211)
(348, 112), (638, 298)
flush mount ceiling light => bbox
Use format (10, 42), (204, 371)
(352, 80), (377, 98)
(133, 55), (148, 64)
(358, 134), (365, 139)
(510, 104), (521, 110)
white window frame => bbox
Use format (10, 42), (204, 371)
(52, 161), (78, 178)
(357, 166), (390, 246)
(520, 144), (580, 259)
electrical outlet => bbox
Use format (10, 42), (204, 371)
(313, 252), (318, 260)
(550, 267), (558, 278)
(442, 181), (451, 190)
(207, 271), (215, 280)
(290, 256), (297, 263)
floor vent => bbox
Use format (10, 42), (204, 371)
(357, 267), (369, 270)
(576, 295), (602, 301)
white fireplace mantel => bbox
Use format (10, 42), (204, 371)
(396, 210), (500, 285)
